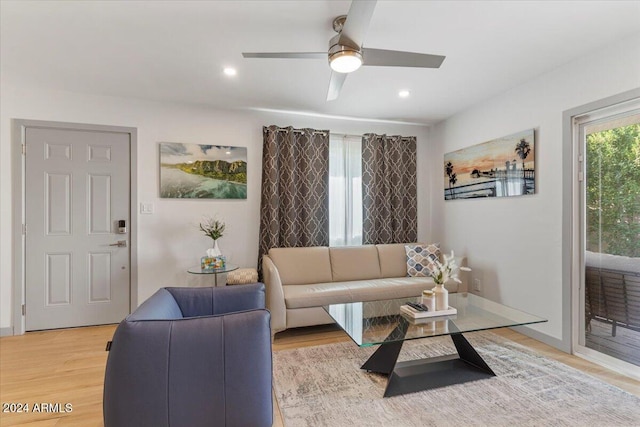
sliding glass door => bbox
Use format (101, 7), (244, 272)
(575, 100), (640, 376)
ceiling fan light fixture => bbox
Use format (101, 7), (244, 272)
(329, 50), (363, 73)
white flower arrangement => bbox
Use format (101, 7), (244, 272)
(199, 216), (225, 242)
(430, 250), (472, 285)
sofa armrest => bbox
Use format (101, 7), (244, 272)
(262, 255), (286, 334)
(166, 283), (266, 317)
(104, 309), (272, 427)
(128, 288), (184, 321)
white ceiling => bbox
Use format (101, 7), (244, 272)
(1, 0), (639, 124)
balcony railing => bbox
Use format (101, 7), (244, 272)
(585, 265), (640, 336)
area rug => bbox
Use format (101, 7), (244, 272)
(273, 331), (640, 427)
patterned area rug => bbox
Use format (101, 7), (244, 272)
(273, 331), (640, 427)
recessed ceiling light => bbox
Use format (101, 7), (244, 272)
(225, 151), (231, 155)
(223, 67), (237, 76)
(398, 90), (410, 98)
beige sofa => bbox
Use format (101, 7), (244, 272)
(262, 244), (468, 334)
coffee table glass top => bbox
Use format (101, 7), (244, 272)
(323, 293), (546, 347)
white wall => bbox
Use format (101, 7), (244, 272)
(0, 84), (429, 330)
(428, 34), (640, 344)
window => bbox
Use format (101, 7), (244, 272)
(329, 134), (363, 246)
(573, 97), (640, 376)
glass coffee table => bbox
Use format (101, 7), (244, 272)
(323, 293), (546, 397)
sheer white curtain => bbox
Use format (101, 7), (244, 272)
(329, 134), (363, 246)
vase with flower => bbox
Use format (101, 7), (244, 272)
(199, 216), (225, 258)
(429, 250), (471, 311)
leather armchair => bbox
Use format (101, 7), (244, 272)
(103, 283), (272, 427)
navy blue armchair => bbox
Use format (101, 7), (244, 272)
(103, 283), (272, 427)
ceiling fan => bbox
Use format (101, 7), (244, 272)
(242, 0), (445, 101)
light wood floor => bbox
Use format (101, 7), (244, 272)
(1, 324), (638, 426)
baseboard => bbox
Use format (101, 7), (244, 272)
(0, 326), (14, 337)
(510, 324), (570, 353)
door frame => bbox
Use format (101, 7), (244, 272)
(562, 88), (640, 378)
(12, 119), (138, 335)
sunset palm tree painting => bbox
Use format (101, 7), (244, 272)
(443, 129), (535, 200)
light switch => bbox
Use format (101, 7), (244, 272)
(140, 202), (154, 214)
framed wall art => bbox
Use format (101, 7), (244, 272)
(444, 129), (535, 200)
(159, 142), (247, 199)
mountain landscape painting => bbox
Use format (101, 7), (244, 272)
(160, 142), (247, 199)
(444, 129), (535, 200)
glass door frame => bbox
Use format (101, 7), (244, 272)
(571, 98), (640, 380)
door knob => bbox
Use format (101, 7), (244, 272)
(109, 240), (128, 248)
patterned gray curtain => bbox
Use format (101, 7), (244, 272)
(258, 125), (330, 278)
(362, 134), (417, 244)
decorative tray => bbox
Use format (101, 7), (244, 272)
(400, 305), (457, 319)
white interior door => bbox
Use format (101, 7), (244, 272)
(25, 127), (131, 331)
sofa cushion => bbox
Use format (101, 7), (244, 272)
(405, 243), (441, 277)
(283, 277), (444, 309)
(377, 243), (411, 278)
(329, 245), (381, 282)
(268, 247), (332, 286)
(284, 282), (352, 309)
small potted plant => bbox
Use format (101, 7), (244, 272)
(200, 216), (225, 257)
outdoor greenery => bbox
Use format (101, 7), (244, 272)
(586, 124), (640, 257)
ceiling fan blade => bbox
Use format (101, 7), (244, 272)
(242, 52), (326, 59)
(362, 48), (445, 68)
(327, 71), (348, 101)
(339, 0), (377, 49)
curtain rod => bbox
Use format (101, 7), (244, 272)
(272, 129), (414, 139)
(329, 132), (361, 139)
(274, 129), (360, 138)
(275, 128), (328, 135)
(331, 133), (415, 140)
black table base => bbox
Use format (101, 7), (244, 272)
(361, 319), (496, 397)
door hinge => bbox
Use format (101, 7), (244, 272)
(578, 171), (584, 182)
(22, 304), (26, 316)
(22, 224), (26, 235)
(21, 144), (26, 155)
